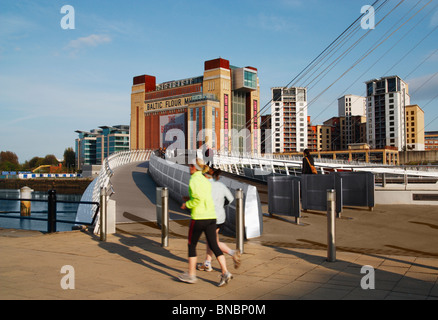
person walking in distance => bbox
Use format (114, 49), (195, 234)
(302, 149), (317, 174)
(178, 158), (232, 287)
(198, 167), (241, 272)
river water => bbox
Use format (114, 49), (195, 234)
(0, 189), (82, 232)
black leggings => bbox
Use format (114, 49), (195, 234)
(188, 219), (223, 258)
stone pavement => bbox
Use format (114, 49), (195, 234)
(1, 160), (438, 302)
(1, 218), (438, 301)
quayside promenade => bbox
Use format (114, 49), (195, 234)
(1, 161), (438, 300)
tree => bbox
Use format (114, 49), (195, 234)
(44, 154), (59, 166)
(0, 151), (20, 171)
(64, 147), (75, 171)
(0, 151), (19, 165)
(28, 156), (42, 169)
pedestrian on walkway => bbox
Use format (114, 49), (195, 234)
(178, 158), (232, 287)
(302, 149), (317, 174)
(198, 167), (241, 272)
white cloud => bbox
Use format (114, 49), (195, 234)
(65, 34), (111, 55)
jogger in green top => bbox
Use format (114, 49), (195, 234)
(178, 158), (232, 287)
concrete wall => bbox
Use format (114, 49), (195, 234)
(375, 189), (438, 205)
(399, 151), (438, 164)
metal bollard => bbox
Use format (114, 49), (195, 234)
(20, 186), (33, 217)
(47, 190), (57, 233)
(161, 187), (169, 247)
(327, 189), (336, 262)
(156, 187), (163, 227)
(100, 187), (107, 241)
(235, 188), (244, 254)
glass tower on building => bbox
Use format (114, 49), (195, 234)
(75, 125), (130, 170)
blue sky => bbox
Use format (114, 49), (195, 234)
(1, 0), (437, 162)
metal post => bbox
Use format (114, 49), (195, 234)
(327, 189), (336, 262)
(161, 187), (169, 247)
(47, 190), (57, 233)
(235, 188), (244, 254)
(20, 186), (33, 217)
(100, 187), (107, 241)
(404, 169), (408, 188)
(156, 187), (163, 227)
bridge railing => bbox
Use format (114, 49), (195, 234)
(76, 149), (438, 231)
(149, 152), (263, 239)
(75, 150), (153, 233)
(213, 151), (438, 180)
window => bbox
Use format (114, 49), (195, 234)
(212, 109), (216, 148)
(273, 89), (282, 102)
(367, 82), (373, 96)
(244, 70), (257, 89)
(387, 78), (397, 92)
(196, 108), (200, 147)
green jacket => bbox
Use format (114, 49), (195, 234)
(185, 171), (216, 220)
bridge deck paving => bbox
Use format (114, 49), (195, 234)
(1, 160), (438, 301)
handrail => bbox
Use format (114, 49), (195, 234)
(74, 148), (438, 233)
(80, 150), (153, 234)
(0, 193), (100, 232)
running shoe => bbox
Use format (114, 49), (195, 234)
(218, 271), (233, 287)
(197, 263), (213, 272)
(178, 272), (197, 284)
(232, 250), (241, 269)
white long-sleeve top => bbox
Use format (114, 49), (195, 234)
(209, 179), (234, 224)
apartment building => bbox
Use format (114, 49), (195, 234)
(365, 76), (410, 151)
(405, 104), (425, 151)
(271, 87), (308, 153)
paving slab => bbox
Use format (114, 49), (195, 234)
(2, 161), (438, 304)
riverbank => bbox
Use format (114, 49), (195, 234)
(0, 178), (93, 195)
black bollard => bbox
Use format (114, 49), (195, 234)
(47, 190), (57, 233)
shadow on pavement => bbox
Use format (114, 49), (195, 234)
(271, 246), (437, 298)
(96, 231), (185, 279)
